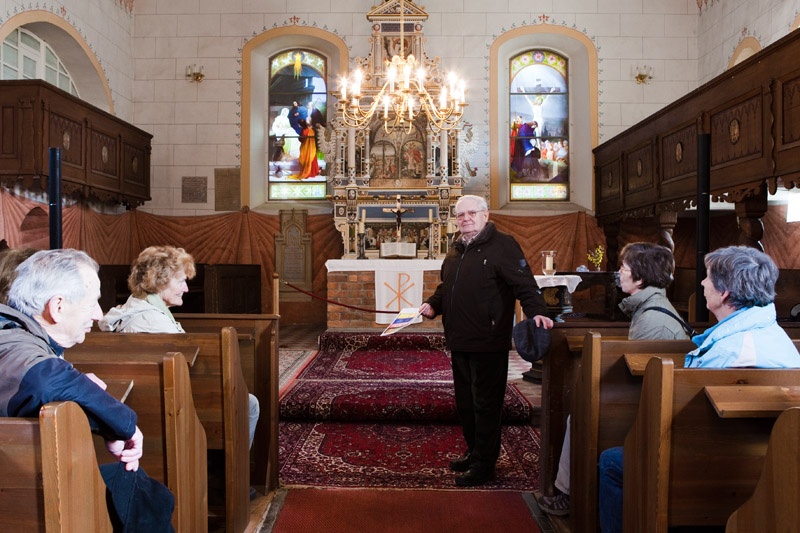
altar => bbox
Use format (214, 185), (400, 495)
(326, 259), (443, 329)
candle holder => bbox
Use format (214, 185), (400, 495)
(541, 250), (557, 276)
(357, 231), (367, 259)
(425, 223), (434, 259)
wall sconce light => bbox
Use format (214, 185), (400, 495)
(634, 65), (653, 85)
(186, 64), (205, 82)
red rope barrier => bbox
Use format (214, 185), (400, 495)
(280, 279), (398, 314)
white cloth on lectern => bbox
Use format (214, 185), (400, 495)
(375, 268), (425, 325)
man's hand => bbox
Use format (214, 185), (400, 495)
(105, 426), (144, 472)
(532, 315), (554, 330)
(418, 303), (435, 319)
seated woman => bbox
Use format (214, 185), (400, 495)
(100, 246), (261, 497)
(597, 245), (800, 533)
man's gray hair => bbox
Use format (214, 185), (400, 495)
(8, 249), (99, 317)
(455, 194), (488, 212)
(704, 245), (778, 309)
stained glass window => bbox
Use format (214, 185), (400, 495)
(267, 50), (328, 200)
(509, 50), (569, 201)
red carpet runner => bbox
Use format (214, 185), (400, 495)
(278, 331), (541, 491)
(272, 488), (542, 533)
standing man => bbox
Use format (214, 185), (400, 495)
(0, 249), (174, 530)
(419, 195), (553, 487)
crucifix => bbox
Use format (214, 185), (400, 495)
(383, 195), (414, 241)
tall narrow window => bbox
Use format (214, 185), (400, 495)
(267, 50), (328, 200)
(509, 50), (568, 201)
(1, 28), (79, 96)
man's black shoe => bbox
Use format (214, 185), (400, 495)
(449, 454), (472, 472)
(455, 466), (495, 487)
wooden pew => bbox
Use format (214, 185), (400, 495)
(623, 358), (800, 530)
(570, 332), (695, 533)
(541, 320), (800, 493)
(71, 329), (249, 533)
(72, 351), (208, 533)
(539, 322), (632, 494)
(726, 407), (800, 533)
(0, 401), (114, 532)
(173, 312), (281, 492)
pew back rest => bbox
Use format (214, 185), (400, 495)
(726, 406), (800, 532)
(0, 401), (113, 532)
(72, 329), (247, 532)
(625, 364), (800, 529)
(623, 357), (674, 532)
(570, 332), (695, 533)
(667, 367), (800, 526)
(73, 352), (208, 532)
(173, 313), (280, 492)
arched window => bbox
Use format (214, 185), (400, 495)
(267, 50), (328, 200)
(1, 27), (79, 96)
(509, 49), (568, 201)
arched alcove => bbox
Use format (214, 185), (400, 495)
(728, 36), (761, 68)
(241, 26), (349, 210)
(0, 11), (113, 112)
(489, 25), (598, 212)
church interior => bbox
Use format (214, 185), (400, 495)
(2, 0), (800, 531)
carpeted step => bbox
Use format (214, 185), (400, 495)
(319, 330), (447, 353)
(280, 380), (532, 424)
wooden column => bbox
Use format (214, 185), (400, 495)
(735, 183), (768, 251)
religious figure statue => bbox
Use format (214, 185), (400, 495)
(383, 195), (413, 241)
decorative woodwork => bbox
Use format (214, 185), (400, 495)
(0, 79), (152, 207)
(594, 29), (800, 259)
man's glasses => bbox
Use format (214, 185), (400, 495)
(455, 209), (486, 220)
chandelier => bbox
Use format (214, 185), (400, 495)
(337, 0), (466, 134)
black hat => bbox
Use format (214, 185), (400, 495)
(513, 318), (551, 363)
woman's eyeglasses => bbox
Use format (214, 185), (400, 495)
(455, 209), (486, 220)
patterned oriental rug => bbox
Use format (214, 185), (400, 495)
(279, 421), (541, 490)
(278, 330), (541, 491)
(280, 380), (532, 423)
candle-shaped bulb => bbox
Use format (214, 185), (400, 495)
(440, 87), (447, 109)
(383, 95), (390, 119)
(353, 69), (362, 97)
(340, 76), (347, 101)
(428, 209), (433, 223)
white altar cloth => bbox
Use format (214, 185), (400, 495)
(535, 274), (583, 293)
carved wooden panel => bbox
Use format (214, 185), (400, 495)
(661, 123), (697, 182)
(49, 112), (84, 168)
(775, 71), (800, 184)
(781, 77), (800, 146)
(0, 80), (151, 206)
(596, 158), (623, 216)
(709, 93), (763, 167)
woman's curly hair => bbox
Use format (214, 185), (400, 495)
(128, 246), (196, 298)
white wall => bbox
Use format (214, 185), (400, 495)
(4, 0), (799, 215)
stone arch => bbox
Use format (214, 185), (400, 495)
(0, 11), (113, 113)
(489, 25), (598, 212)
(240, 26), (349, 209)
